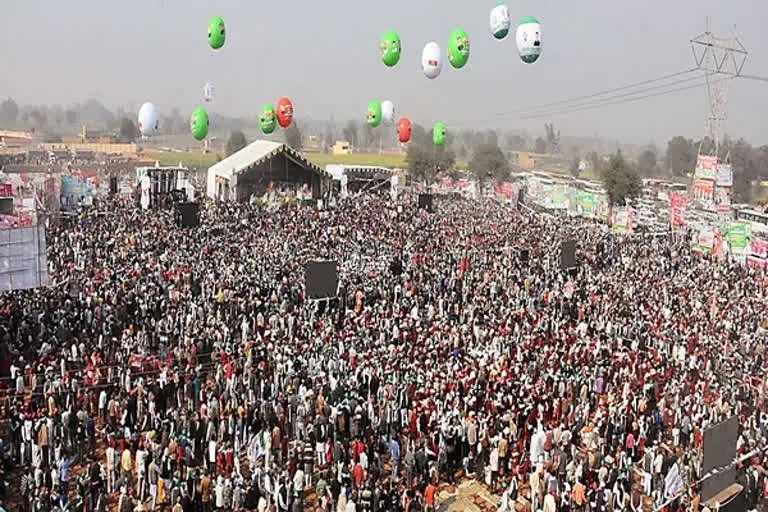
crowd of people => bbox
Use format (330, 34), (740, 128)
(0, 188), (767, 512)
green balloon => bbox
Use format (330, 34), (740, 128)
(367, 100), (382, 128)
(190, 108), (209, 141)
(208, 16), (226, 50)
(380, 30), (401, 67)
(447, 28), (470, 69)
(259, 104), (277, 134)
(433, 122), (446, 146)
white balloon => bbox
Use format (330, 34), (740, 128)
(137, 102), (159, 136)
(381, 100), (395, 125)
(490, 3), (511, 40)
(421, 42), (442, 79)
(516, 17), (542, 63)
(203, 82), (214, 103)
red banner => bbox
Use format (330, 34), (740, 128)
(670, 191), (687, 227)
(0, 183), (11, 197)
(493, 182), (515, 199)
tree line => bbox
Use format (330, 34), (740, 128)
(0, 97), (551, 155)
(3, 96), (765, 203)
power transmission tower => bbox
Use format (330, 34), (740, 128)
(690, 20), (747, 160)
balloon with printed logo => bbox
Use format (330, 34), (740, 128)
(433, 122), (446, 147)
(208, 16), (226, 50)
(190, 107), (209, 141)
(367, 100), (382, 128)
(276, 97), (294, 129)
(421, 42), (442, 79)
(381, 30), (402, 67)
(259, 104), (277, 134)
(397, 117), (412, 143)
(489, 2), (511, 40)
(381, 100), (395, 126)
(516, 16), (542, 63)
(137, 102), (159, 137)
(447, 29), (470, 69)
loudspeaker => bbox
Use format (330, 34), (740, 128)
(701, 416), (739, 503)
(175, 202), (200, 228)
(520, 249), (530, 262)
(305, 260), (339, 300)
(389, 257), (403, 276)
(0, 197), (12, 215)
(418, 194), (433, 212)
(109, 177), (118, 195)
(560, 240), (577, 270)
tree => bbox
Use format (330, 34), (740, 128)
(406, 130), (456, 185)
(64, 109), (79, 126)
(358, 124), (375, 151)
(342, 120), (358, 149)
(29, 109), (47, 130)
(729, 138), (760, 203)
(484, 129), (499, 148)
(458, 129), (476, 153)
(323, 117), (336, 152)
(0, 98), (19, 126)
(569, 156), (581, 178)
(601, 151), (642, 206)
(664, 136), (696, 177)
(118, 118), (138, 142)
(587, 151), (602, 174)
(226, 130), (248, 156)
(469, 143), (511, 190)
(544, 123), (560, 153)
(636, 148), (658, 176)
(533, 137), (547, 154)
(284, 121), (302, 150)
(505, 134), (526, 151)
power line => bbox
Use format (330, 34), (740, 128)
(517, 74), (705, 117)
(430, 66), (768, 130)
(439, 68), (702, 128)
(738, 73), (768, 83)
(447, 75), (728, 127)
(493, 68), (700, 116)
(518, 76), (732, 121)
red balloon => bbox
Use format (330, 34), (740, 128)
(397, 117), (411, 143)
(276, 97), (294, 128)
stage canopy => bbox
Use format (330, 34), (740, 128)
(206, 141), (330, 201)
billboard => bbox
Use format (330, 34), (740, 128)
(694, 154), (717, 180)
(716, 164), (733, 187)
(0, 225), (49, 292)
(60, 173), (98, 210)
(693, 179), (714, 201)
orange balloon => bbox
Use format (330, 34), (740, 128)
(276, 97), (294, 128)
(397, 117), (411, 143)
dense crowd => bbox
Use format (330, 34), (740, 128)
(0, 190), (767, 512)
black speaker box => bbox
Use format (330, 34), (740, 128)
(175, 202), (200, 228)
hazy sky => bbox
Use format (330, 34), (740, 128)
(2, 0), (766, 144)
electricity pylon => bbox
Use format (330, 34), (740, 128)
(690, 20), (747, 160)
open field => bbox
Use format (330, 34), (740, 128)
(143, 150), (221, 168)
(307, 152), (470, 170)
(142, 149), (472, 170)
(306, 152), (407, 168)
